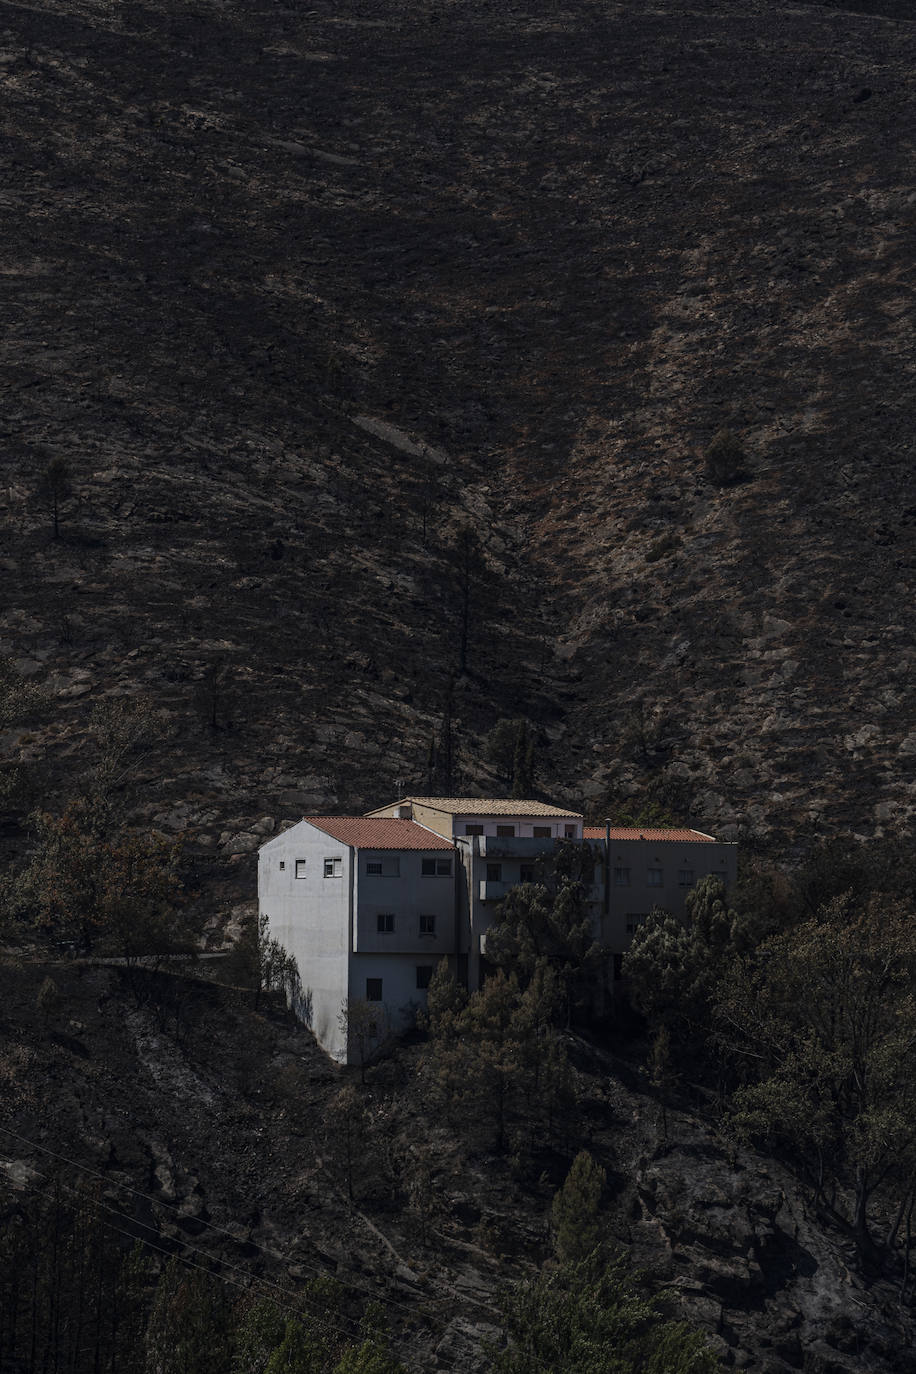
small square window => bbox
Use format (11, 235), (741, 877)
(647, 868), (664, 887)
(294, 859), (306, 878)
(533, 826), (551, 839)
(496, 825), (515, 837)
(419, 914), (436, 936)
(366, 978), (383, 1002)
(465, 824), (484, 836)
(678, 869), (695, 887)
(486, 863), (502, 882)
(614, 867), (630, 887)
(436, 858), (451, 876)
(366, 861), (383, 876)
(565, 825), (576, 838)
(377, 912), (395, 933)
(324, 857), (342, 878)
(416, 965), (433, 991)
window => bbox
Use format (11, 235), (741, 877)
(614, 867), (630, 887)
(647, 868), (663, 887)
(422, 857), (452, 876)
(324, 857), (342, 878)
(533, 826), (551, 838)
(419, 914), (436, 936)
(365, 856), (399, 877)
(376, 912), (395, 933)
(565, 825), (576, 838)
(519, 864), (534, 883)
(496, 824), (515, 837)
(465, 823), (484, 836)
(279, 861), (285, 871)
(626, 913), (648, 935)
(366, 978), (382, 1002)
(294, 860), (306, 878)
(416, 965), (433, 991)
(678, 869), (695, 887)
(486, 863), (502, 882)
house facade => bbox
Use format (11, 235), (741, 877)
(583, 825), (738, 976)
(257, 816), (456, 1062)
(258, 797), (737, 1063)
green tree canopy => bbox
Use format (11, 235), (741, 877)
(492, 1255), (720, 1374)
(717, 893), (916, 1254)
(551, 1151), (607, 1263)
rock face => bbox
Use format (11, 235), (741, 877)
(1, 0), (915, 892)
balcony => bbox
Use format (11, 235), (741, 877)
(473, 836), (557, 860)
(478, 880), (509, 902)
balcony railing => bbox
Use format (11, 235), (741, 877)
(478, 879), (509, 902)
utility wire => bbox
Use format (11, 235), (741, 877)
(0, 1121), (498, 1319)
(3, 1166), (467, 1374)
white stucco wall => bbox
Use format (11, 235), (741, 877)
(258, 821), (353, 1062)
(353, 850), (455, 954)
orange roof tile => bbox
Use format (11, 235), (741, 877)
(370, 796), (582, 818)
(303, 817), (454, 850)
(582, 826), (718, 843)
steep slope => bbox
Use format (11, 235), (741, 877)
(2, 957), (913, 1372)
(1, 0), (914, 891)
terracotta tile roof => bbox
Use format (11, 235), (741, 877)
(582, 826), (718, 843)
(303, 817), (454, 850)
(376, 797), (582, 818)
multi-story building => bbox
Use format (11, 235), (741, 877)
(257, 815), (456, 1062)
(258, 797), (737, 1063)
(583, 824), (738, 979)
(366, 797), (586, 992)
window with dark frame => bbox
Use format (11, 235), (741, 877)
(533, 826), (551, 838)
(366, 978), (383, 1002)
(519, 864), (534, 882)
(416, 965), (433, 991)
(279, 861), (286, 871)
(324, 856), (342, 878)
(678, 869), (695, 887)
(496, 824), (515, 837)
(376, 912), (395, 933)
(419, 914), (436, 936)
(565, 825), (576, 838)
(422, 857), (452, 876)
(464, 823), (484, 836)
(486, 863), (502, 882)
(366, 860), (383, 876)
(294, 859), (306, 878)
(647, 867), (664, 887)
(614, 866), (630, 887)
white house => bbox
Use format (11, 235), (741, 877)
(258, 798), (738, 1063)
(257, 816), (456, 1062)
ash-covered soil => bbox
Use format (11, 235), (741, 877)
(2, 957), (913, 1372)
(1, 0), (915, 889)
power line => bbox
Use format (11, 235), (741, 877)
(2, 1166), (468, 1374)
(0, 1121), (498, 1320)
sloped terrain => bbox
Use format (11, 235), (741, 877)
(1, 0), (914, 900)
(2, 957), (913, 1371)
